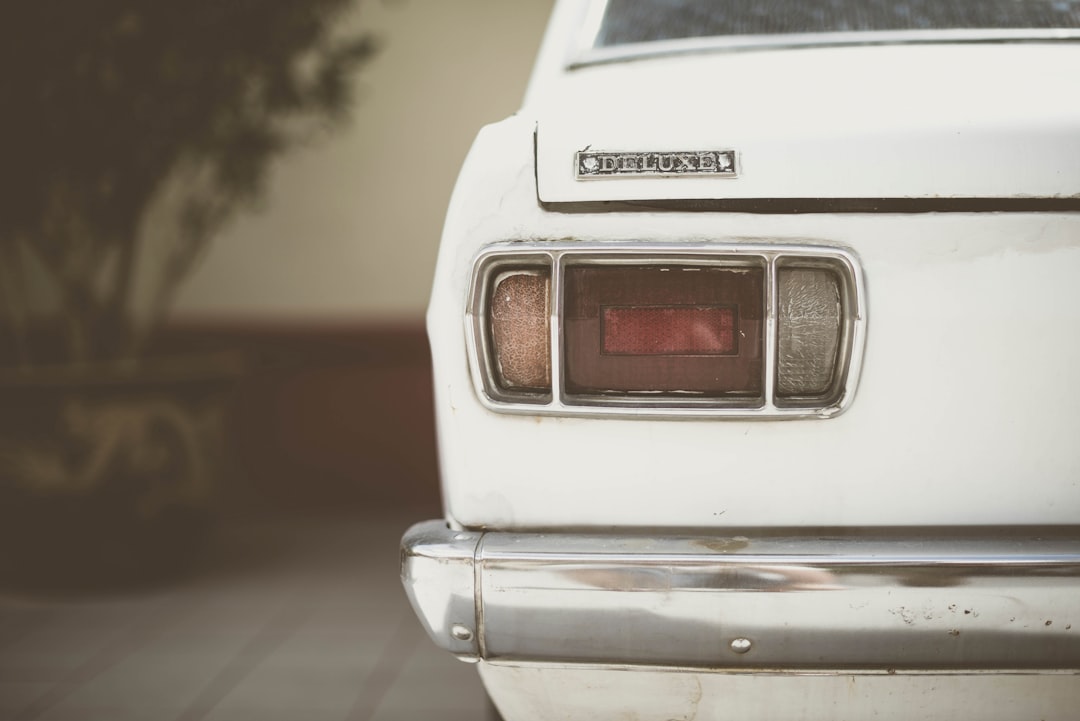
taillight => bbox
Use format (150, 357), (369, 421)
(474, 257), (553, 404)
(602, 305), (736, 356)
(470, 245), (863, 418)
(563, 264), (763, 398)
(489, 269), (551, 392)
(776, 264), (843, 401)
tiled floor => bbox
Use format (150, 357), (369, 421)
(0, 515), (489, 721)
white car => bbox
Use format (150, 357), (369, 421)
(403, 1), (1080, 719)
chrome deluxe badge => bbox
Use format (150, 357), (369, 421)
(576, 150), (736, 179)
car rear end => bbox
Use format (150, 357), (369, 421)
(403, 1), (1080, 718)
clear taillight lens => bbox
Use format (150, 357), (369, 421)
(776, 266), (842, 399)
(489, 269), (551, 392)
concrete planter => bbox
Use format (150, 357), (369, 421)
(0, 354), (239, 589)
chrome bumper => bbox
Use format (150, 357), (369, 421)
(401, 520), (1080, 670)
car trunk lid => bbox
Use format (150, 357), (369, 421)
(534, 43), (1080, 204)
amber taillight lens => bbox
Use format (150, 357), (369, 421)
(563, 264), (764, 398)
(489, 269), (551, 392)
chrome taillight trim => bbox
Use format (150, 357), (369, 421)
(466, 242), (866, 419)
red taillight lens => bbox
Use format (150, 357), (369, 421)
(563, 264), (764, 397)
(602, 305), (737, 355)
(489, 269), (551, 392)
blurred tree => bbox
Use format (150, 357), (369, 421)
(0, 0), (376, 365)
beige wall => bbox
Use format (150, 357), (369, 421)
(171, 0), (555, 324)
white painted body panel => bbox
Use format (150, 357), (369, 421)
(536, 44), (1080, 203)
(429, 117), (1080, 530)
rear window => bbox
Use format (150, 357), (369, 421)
(595, 0), (1080, 47)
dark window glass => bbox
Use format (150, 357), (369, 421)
(596, 0), (1080, 46)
